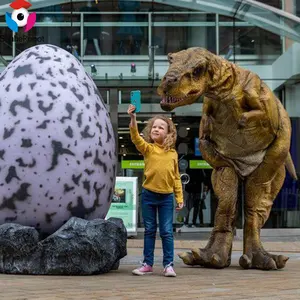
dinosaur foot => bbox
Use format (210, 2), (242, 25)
(178, 248), (231, 269)
(178, 251), (198, 266)
(239, 250), (289, 270)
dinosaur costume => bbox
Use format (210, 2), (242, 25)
(157, 47), (298, 271)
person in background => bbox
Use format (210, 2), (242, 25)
(79, 0), (102, 55)
(117, 0), (143, 54)
(184, 169), (208, 227)
(127, 104), (183, 277)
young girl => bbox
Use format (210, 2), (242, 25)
(127, 104), (183, 277)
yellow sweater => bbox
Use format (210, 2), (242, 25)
(130, 126), (183, 204)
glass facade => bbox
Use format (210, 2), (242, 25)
(0, 0), (299, 230)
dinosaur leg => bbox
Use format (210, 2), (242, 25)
(239, 100), (291, 270)
(178, 167), (238, 268)
(240, 164), (288, 270)
(241, 173), (288, 270)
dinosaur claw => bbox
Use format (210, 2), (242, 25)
(239, 254), (251, 269)
(266, 259), (277, 270)
(275, 255), (289, 269)
(191, 248), (202, 261)
(178, 251), (196, 265)
(211, 253), (221, 266)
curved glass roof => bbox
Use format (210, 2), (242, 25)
(0, 0), (300, 42)
(155, 0), (300, 42)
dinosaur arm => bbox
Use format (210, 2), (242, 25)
(199, 139), (230, 168)
(239, 73), (265, 127)
(239, 110), (266, 127)
(200, 97), (214, 139)
(199, 98), (229, 168)
(200, 114), (211, 139)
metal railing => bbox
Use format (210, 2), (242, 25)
(0, 11), (283, 65)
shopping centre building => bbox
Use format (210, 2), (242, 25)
(0, 0), (299, 233)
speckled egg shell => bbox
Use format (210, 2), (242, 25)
(0, 44), (117, 234)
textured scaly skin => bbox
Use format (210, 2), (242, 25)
(158, 47), (297, 270)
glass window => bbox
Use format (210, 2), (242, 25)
(219, 21), (282, 64)
(153, 14), (216, 55)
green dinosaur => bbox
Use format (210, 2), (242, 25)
(157, 47), (298, 270)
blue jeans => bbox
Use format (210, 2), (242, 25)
(142, 188), (174, 267)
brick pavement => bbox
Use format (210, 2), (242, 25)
(1, 242), (300, 300)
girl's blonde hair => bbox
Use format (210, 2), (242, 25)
(142, 115), (177, 151)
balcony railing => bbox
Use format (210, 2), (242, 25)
(0, 11), (283, 78)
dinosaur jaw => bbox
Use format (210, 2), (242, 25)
(160, 92), (201, 111)
(160, 96), (185, 111)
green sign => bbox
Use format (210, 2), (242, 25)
(122, 159), (211, 170)
(189, 160), (212, 169)
(122, 160), (144, 169)
(106, 177), (137, 234)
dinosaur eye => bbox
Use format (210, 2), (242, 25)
(12, 8), (29, 27)
(193, 67), (202, 77)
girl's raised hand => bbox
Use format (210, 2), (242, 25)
(127, 104), (136, 117)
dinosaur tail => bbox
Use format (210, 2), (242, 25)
(285, 152), (298, 180)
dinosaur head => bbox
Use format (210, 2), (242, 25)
(157, 47), (222, 111)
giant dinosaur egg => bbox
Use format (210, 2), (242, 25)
(0, 44), (117, 234)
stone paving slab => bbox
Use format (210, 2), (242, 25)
(1, 247), (300, 300)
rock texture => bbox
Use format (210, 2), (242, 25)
(0, 217), (127, 275)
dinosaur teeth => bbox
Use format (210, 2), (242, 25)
(167, 96), (176, 103)
(161, 96), (183, 104)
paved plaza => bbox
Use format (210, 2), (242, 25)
(1, 238), (300, 300)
